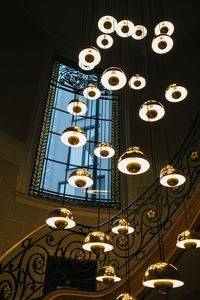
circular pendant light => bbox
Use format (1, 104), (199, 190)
(143, 262), (184, 294)
(101, 67), (127, 90)
(154, 21), (174, 36)
(82, 231), (113, 255)
(132, 25), (147, 40)
(61, 126), (87, 147)
(152, 35), (173, 54)
(139, 100), (165, 122)
(118, 146), (150, 175)
(94, 142), (115, 158)
(176, 229), (200, 249)
(46, 208), (76, 229)
(78, 60), (95, 71)
(129, 74), (146, 90)
(112, 218), (134, 235)
(165, 84), (188, 102)
(67, 99), (87, 116)
(79, 47), (101, 67)
(116, 293), (134, 300)
(83, 84), (101, 100)
(98, 15), (117, 34)
(68, 169), (93, 188)
(96, 34), (113, 49)
(96, 265), (121, 284)
(160, 165), (186, 188)
(116, 20), (134, 38)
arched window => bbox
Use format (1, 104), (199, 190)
(30, 59), (120, 208)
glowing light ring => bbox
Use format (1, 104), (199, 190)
(132, 25), (147, 40)
(96, 275), (121, 282)
(155, 21), (174, 36)
(82, 242), (113, 252)
(98, 15), (117, 34)
(116, 20), (134, 37)
(165, 84), (188, 102)
(139, 100), (165, 122)
(83, 84), (101, 100)
(143, 279), (184, 288)
(68, 173), (93, 188)
(101, 67), (127, 90)
(112, 225), (134, 234)
(78, 60), (95, 71)
(96, 34), (113, 49)
(118, 157), (150, 175)
(94, 143), (115, 158)
(61, 127), (87, 147)
(160, 173), (186, 187)
(152, 35), (173, 54)
(79, 47), (101, 66)
(46, 217), (76, 229)
(129, 75), (146, 90)
(67, 99), (87, 116)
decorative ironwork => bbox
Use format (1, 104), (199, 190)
(146, 210), (156, 220)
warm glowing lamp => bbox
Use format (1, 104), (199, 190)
(94, 142), (115, 158)
(46, 208), (76, 229)
(98, 16), (117, 34)
(82, 231), (113, 255)
(96, 34), (113, 49)
(67, 99), (87, 116)
(165, 84), (188, 102)
(152, 35), (173, 54)
(79, 47), (101, 67)
(83, 84), (101, 100)
(132, 25), (147, 40)
(154, 21), (174, 36)
(112, 218), (134, 235)
(101, 67), (127, 90)
(176, 229), (200, 250)
(139, 100), (165, 122)
(96, 265), (121, 284)
(116, 20), (134, 37)
(160, 165), (186, 188)
(129, 74), (146, 90)
(68, 169), (93, 188)
(61, 126), (87, 147)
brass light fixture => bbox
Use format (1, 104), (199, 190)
(160, 165), (186, 187)
(68, 169), (93, 188)
(139, 100), (165, 122)
(132, 25), (147, 40)
(94, 142), (115, 158)
(98, 15), (117, 34)
(154, 21), (174, 36)
(116, 20), (134, 38)
(96, 265), (121, 284)
(61, 126), (87, 147)
(152, 34), (173, 54)
(116, 293), (134, 300)
(83, 84), (101, 100)
(96, 34), (113, 49)
(143, 262), (184, 294)
(112, 218), (134, 235)
(79, 46), (101, 67)
(118, 146), (150, 175)
(101, 67), (127, 90)
(67, 99), (87, 116)
(165, 83), (188, 102)
(46, 208), (76, 229)
(82, 231), (113, 254)
(128, 74), (146, 90)
(176, 229), (200, 249)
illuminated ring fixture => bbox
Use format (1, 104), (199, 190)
(101, 67), (127, 91)
(165, 84), (188, 102)
(94, 142), (115, 158)
(129, 74), (146, 90)
(139, 100), (165, 122)
(82, 231), (113, 255)
(98, 15), (117, 34)
(155, 21), (174, 36)
(96, 265), (121, 284)
(61, 126), (87, 147)
(160, 165), (186, 188)
(176, 230), (200, 250)
(118, 146), (150, 175)
(68, 169), (93, 189)
(96, 34), (113, 49)
(46, 208), (76, 230)
(83, 84), (101, 100)
(116, 293), (134, 300)
(116, 20), (134, 38)
(132, 25), (147, 40)
(112, 218), (134, 235)
(143, 262), (184, 294)
(67, 99), (87, 116)
(78, 60), (95, 71)
(152, 34), (173, 54)
(79, 47), (101, 67)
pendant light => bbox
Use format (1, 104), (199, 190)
(165, 83), (188, 102)
(160, 165), (186, 187)
(79, 47), (101, 67)
(101, 67), (127, 90)
(94, 142), (115, 158)
(46, 208), (76, 229)
(78, 60), (95, 71)
(98, 15), (117, 34)
(128, 74), (146, 90)
(61, 126), (87, 147)
(116, 293), (134, 300)
(96, 265), (121, 284)
(96, 34), (113, 49)
(83, 84), (101, 100)
(67, 99), (87, 116)
(154, 21), (174, 36)
(152, 34), (173, 54)
(118, 146), (150, 175)
(82, 231), (113, 254)
(132, 25), (147, 40)
(176, 229), (200, 249)
(116, 20), (134, 38)
(112, 218), (134, 235)
(143, 262), (184, 294)
(68, 169), (93, 188)
(139, 100), (165, 122)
